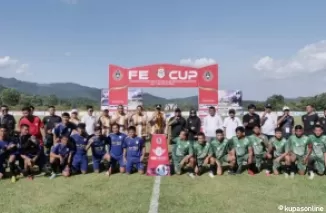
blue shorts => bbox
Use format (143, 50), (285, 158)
(110, 155), (125, 168)
(72, 155), (88, 172)
(92, 154), (104, 170)
(126, 157), (144, 173)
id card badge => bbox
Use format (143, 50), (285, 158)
(285, 127), (290, 133)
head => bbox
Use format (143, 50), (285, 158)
(155, 104), (162, 112)
(197, 132), (206, 144)
(71, 109), (78, 118)
(61, 112), (70, 124)
(136, 105), (143, 114)
(128, 126), (136, 137)
(0, 105), (9, 115)
(189, 109), (197, 117)
(274, 127), (283, 139)
(102, 109), (109, 116)
(0, 125), (8, 138)
(48, 106), (55, 115)
(87, 105), (94, 116)
(248, 104), (256, 114)
(306, 104), (314, 114)
(294, 125), (304, 137)
(20, 124), (29, 135)
(30, 106), (35, 114)
(77, 123), (86, 134)
(111, 123), (120, 134)
(208, 106), (216, 116)
(22, 106), (32, 117)
(265, 104), (272, 113)
(253, 125), (261, 135)
(118, 105), (124, 114)
(235, 126), (245, 138)
(283, 106), (290, 115)
(61, 135), (69, 146)
(314, 125), (323, 137)
(179, 130), (188, 140)
(174, 108), (181, 117)
(94, 126), (102, 136)
(228, 109), (235, 118)
(215, 129), (224, 141)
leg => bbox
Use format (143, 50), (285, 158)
(173, 157), (183, 175)
(71, 156), (81, 175)
(0, 165), (4, 179)
(8, 155), (18, 180)
(296, 155), (306, 176)
(227, 154), (236, 173)
(80, 156), (88, 174)
(273, 156), (283, 175)
(92, 156), (101, 173)
(137, 161), (145, 174)
(117, 156), (126, 173)
(209, 157), (217, 175)
(108, 156), (117, 175)
(314, 157), (325, 176)
(125, 158), (133, 175)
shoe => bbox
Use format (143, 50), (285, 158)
(188, 173), (195, 179)
(308, 171), (315, 180)
(105, 171), (111, 176)
(265, 170), (271, 177)
(290, 172), (295, 179)
(11, 176), (17, 183)
(49, 173), (57, 180)
(228, 170), (236, 175)
(27, 175), (34, 180)
(208, 172), (215, 178)
(248, 169), (255, 176)
(285, 173), (289, 179)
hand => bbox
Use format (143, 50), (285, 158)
(140, 156), (144, 162)
(249, 119), (254, 123)
(123, 157), (127, 164)
(59, 156), (64, 165)
(191, 127), (195, 130)
(266, 153), (272, 159)
(8, 144), (16, 149)
(303, 156), (309, 165)
(25, 158), (32, 166)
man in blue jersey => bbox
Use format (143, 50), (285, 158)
(107, 123), (127, 176)
(52, 112), (76, 144)
(123, 126), (146, 175)
(71, 123), (88, 174)
(49, 135), (74, 179)
(0, 125), (11, 179)
(86, 126), (111, 173)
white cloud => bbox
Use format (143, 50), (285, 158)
(254, 40), (326, 79)
(61, 0), (79, 4)
(0, 56), (18, 68)
(16, 63), (30, 74)
(64, 52), (72, 57)
(180, 58), (216, 68)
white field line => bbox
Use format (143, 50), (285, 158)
(148, 176), (162, 213)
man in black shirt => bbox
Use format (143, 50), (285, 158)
(302, 104), (319, 135)
(42, 106), (62, 131)
(277, 106), (294, 139)
(167, 108), (186, 144)
(0, 105), (16, 137)
(186, 109), (201, 141)
(318, 108), (326, 134)
(242, 104), (260, 136)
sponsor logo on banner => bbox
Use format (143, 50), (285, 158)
(203, 71), (213, 81)
(146, 134), (170, 176)
(113, 70), (123, 81)
(157, 68), (165, 78)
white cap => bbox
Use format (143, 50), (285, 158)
(282, 106), (290, 111)
(70, 109), (78, 114)
(102, 106), (109, 110)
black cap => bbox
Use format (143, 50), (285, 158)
(77, 123), (86, 129)
(174, 108), (181, 112)
(228, 109), (235, 114)
(265, 103), (272, 108)
(248, 104), (256, 109)
(156, 104), (162, 109)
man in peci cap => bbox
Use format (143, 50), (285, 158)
(242, 104), (260, 136)
(149, 104), (166, 135)
(277, 106), (294, 139)
(261, 104), (277, 140)
(167, 108), (186, 144)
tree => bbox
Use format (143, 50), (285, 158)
(31, 95), (43, 106)
(266, 94), (285, 109)
(0, 88), (21, 106)
(43, 94), (58, 106)
(19, 94), (32, 106)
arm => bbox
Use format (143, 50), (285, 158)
(196, 118), (201, 134)
(85, 136), (94, 150)
(248, 146), (254, 164)
(242, 115), (248, 127)
(32, 146), (42, 163)
(49, 145), (60, 159)
(222, 118), (227, 132)
(39, 118), (46, 139)
(217, 115), (223, 129)
(277, 115), (286, 126)
(140, 140), (146, 161)
(203, 117), (208, 135)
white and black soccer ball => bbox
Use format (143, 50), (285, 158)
(155, 164), (169, 176)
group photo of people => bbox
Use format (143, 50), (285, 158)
(0, 102), (326, 183)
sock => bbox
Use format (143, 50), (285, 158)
(187, 167), (194, 174)
(249, 163), (256, 173)
(290, 163), (296, 173)
(9, 162), (17, 177)
(50, 163), (57, 173)
(210, 164), (216, 174)
(285, 165), (291, 175)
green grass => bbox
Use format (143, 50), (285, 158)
(2, 115), (323, 213)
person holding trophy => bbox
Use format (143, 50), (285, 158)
(130, 105), (148, 140)
(111, 105), (128, 133)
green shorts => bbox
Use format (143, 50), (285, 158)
(216, 155), (229, 164)
(254, 154), (265, 169)
(273, 155), (286, 171)
(236, 154), (249, 166)
(310, 156), (325, 174)
(296, 155), (307, 172)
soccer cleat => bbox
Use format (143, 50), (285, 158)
(290, 172), (295, 179)
(208, 172), (215, 178)
(308, 171), (315, 180)
(188, 173), (195, 179)
(265, 170), (271, 177)
(11, 176), (17, 183)
(49, 173), (57, 180)
(248, 169), (255, 176)
(105, 171), (111, 176)
(285, 173), (289, 179)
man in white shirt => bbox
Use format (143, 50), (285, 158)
(261, 103), (277, 139)
(223, 109), (243, 139)
(81, 105), (97, 135)
(203, 106), (223, 142)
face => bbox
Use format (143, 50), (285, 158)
(190, 111), (196, 117)
(95, 129), (102, 136)
(0, 128), (7, 137)
(209, 108), (216, 116)
(77, 127), (85, 134)
(112, 125), (119, 133)
(71, 112), (78, 118)
(88, 108), (93, 115)
(229, 112), (235, 118)
(22, 110), (30, 117)
(118, 107), (123, 114)
(197, 135), (205, 144)
(156, 107), (161, 112)
(236, 130), (244, 138)
(314, 127), (323, 137)
(295, 128), (304, 137)
(265, 108), (271, 113)
(62, 116), (70, 124)
(1, 107), (8, 115)
(49, 107), (55, 115)
(61, 137), (68, 145)
(253, 126), (261, 135)
(248, 108), (255, 114)
(306, 105), (313, 113)
(175, 111), (181, 117)
(284, 110), (289, 115)
(128, 129), (136, 137)
(137, 107), (142, 114)
(20, 126), (29, 135)
(103, 110), (109, 116)
(216, 133), (224, 141)
(275, 131), (283, 139)
(179, 131), (187, 140)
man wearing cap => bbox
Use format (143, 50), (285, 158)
(277, 106), (294, 139)
(261, 104), (277, 140)
(97, 107), (112, 136)
(223, 109), (243, 140)
(167, 108), (186, 144)
(111, 105), (128, 133)
(186, 109), (201, 141)
(70, 109), (80, 125)
(81, 105), (97, 135)
(149, 104), (166, 135)
(242, 104), (260, 136)
(302, 104), (320, 135)
(203, 106), (223, 142)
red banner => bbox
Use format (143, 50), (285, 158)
(146, 134), (170, 176)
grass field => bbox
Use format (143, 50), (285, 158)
(1, 115), (325, 213)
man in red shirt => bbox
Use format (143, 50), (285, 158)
(19, 107), (45, 146)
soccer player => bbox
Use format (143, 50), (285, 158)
(171, 130), (195, 177)
(268, 127), (289, 176)
(192, 132), (213, 177)
(52, 112), (76, 143)
(248, 125), (271, 175)
(86, 127), (111, 173)
(210, 129), (236, 176)
(0, 105), (16, 137)
(71, 123), (89, 174)
(0, 125), (10, 179)
(229, 126), (254, 175)
(123, 126), (146, 174)
(107, 123), (127, 176)
(307, 125), (326, 179)
(49, 135), (74, 179)
(287, 125), (312, 177)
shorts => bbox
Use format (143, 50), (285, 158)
(110, 155), (125, 168)
(52, 158), (69, 171)
(126, 158), (144, 173)
(254, 153), (265, 169)
(72, 155), (88, 172)
(236, 154), (249, 166)
(196, 157), (209, 167)
(309, 156), (325, 174)
(295, 154), (307, 172)
(273, 155), (286, 171)
(216, 155), (229, 164)
(92, 154), (105, 170)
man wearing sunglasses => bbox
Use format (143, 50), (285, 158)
(0, 105), (16, 137)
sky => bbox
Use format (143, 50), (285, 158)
(1, 0), (326, 100)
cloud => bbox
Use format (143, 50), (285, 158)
(64, 52), (72, 57)
(0, 56), (18, 68)
(16, 64), (30, 74)
(253, 40), (326, 79)
(180, 58), (216, 68)
(61, 0), (79, 4)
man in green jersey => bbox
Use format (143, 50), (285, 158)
(229, 126), (254, 175)
(267, 127), (289, 176)
(172, 130), (195, 177)
(307, 125), (326, 179)
(287, 125), (312, 177)
(248, 125), (272, 175)
(210, 129), (236, 176)
(193, 132), (213, 177)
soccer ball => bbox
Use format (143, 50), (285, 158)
(155, 164), (169, 176)
(62, 168), (70, 177)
